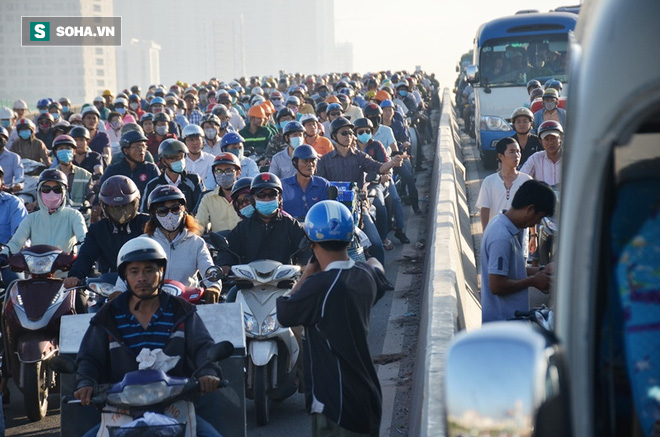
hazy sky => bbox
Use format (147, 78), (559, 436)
(334, 0), (578, 88)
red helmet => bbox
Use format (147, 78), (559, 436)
(537, 120), (564, 138)
(212, 152), (241, 170)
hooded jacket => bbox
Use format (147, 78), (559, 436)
(3, 179), (87, 256)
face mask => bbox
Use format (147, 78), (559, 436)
(41, 190), (63, 211)
(220, 121), (229, 130)
(156, 211), (184, 232)
(289, 136), (303, 148)
(170, 159), (186, 173)
(19, 130), (31, 140)
(110, 120), (121, 129)
(227, 148), (244, 161)
(239, 204), (255, 218)
(319, 90), (328, 98)
(544, 101), (557, 111)
(216, 173), (235, 189)
(279, 121), (290, 131)
(56, 149), (74, 163)
(398, 90), (408, 97)
(52, 113), (60, 120)
(116, 107), (126, 115)
(255, 199), (279, 216)
(205, 128), (217, 140)
(39, 109), (48, 114)
(290, 107), (298, 115)
(200, 95), (208, 103)
(357, 133), (372, 143)
(1, 120), (10, 128)
(155, 125), (168, 136)
(129, 102), (139, 110)
(61, 106), (70, 113)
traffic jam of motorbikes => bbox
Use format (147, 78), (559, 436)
(2, 1), (660, 436)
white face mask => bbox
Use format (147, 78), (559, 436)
(155, 125), (168, 136)
(156, 211), (183, 231)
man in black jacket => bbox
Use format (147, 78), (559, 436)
(276, 200), (392, 436)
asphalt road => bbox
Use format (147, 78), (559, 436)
(3, 137), (437, 437)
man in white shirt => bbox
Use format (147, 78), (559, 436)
(182, 124), (214, 185)
(520, 120), (563, 187)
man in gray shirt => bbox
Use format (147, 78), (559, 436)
(480, 180), (555, 323)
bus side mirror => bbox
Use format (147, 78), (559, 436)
(444, 323), (569, 437)
(465, 65), (479, 84)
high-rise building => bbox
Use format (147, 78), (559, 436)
(116, 39), (161, 92)
(0, 0), (117, 106)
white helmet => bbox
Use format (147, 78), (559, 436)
(116, 236), (167, 280)
(251, 86), (263, 96)
(0, 107), (14, 119)
(181, 124), (204, 140)
(113, 97), (128, 107)
(13, 99), (28, 110)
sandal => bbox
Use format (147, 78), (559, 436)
(382, 239), (394, 251)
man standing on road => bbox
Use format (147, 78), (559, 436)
(520, 120), (563, 187)
(276, 200), (392, 437)
(480, 180), (555, 323)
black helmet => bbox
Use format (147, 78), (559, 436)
(158, 139), (188, 160)
(276, 107), (296, 122)
(526, 79), (542, 92)
(330, 116), (354, 136)
(315, 101), (329, 115)
(353, 118), (374, 131)
(140, 113), (155, 123)
(100, 175), (140, 206)
(147, 184), (186, 210)
(292, 145), (318, 161)
(230, 177), (253, 199)
(39, 168), (68, 189)
(120, 130), (148, 149)
(211, 104), (229, 119)
(250, 172), (282, 194)
(69, 126), (90, 140)
(153, 112), (170, 123)
(362, 103), (383, 117)
(130, 85), (142, 94)
(283, 121), (305, 136)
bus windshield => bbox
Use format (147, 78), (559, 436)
(479, 34), (570, 87)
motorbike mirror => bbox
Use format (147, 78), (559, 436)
(53, 251), (77, 272)
(8, 253), (27, 272)
(208, 341), (235, 362)
(49, 355), (77, 374)
(465, 64), (478, 84)
(205, 266), (222, 282)
(327, 185), (338, 200)
(445, 322), (568, 436)
(365, 172), (379, 183)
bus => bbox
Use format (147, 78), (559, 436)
(465, 11), (578, 168)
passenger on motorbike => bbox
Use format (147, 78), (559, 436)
(510, 107), (542, 167)
(270, 121), (306, 180)
(63, 176), (150, 290)
(70, 126), (104, 177)
(264, 107), (296, 159)
(229, 176), (255, 219)
(201, 113), (225, 156)
(216, 172), (308, 280)
(52, 135), (95, 207)
(196, 152), (243, 233)
(281, 145), (329, 220)
(10, 118), (51, 167)
(0, 126), (24, 193)
(73, 237), (223, 437)
(300, 113), (333, 156)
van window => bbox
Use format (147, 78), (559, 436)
(480, 35), (570, 86)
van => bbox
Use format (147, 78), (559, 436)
(465, 12), (577, 168)
(445, 0), (660, 436)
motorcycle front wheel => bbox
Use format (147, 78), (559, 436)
(253, 364), (271, 426)
(23, 360), (50, 421)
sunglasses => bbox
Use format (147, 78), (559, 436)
(154, 204), (183, 217)
(328, 112), (341, 117)
(356, 129), (371, 135)
(40, 185), (63, 194)
(236, 195), (252, 206)
(337, 130), (354, 137)
(255, 191), (278, 200)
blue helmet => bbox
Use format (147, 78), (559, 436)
(220, 132), (245, 149)
(380, 99), (394, 109)
(304, 200), (354, 243)
(292, 145), (318, 161)
(150, 97), (166, 106)
(327, 103), (343, 113)
(283, 121), (304, 136)
(37, 98), (50, 109)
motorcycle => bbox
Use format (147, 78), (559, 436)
(1, 244), (77, 421)
(214, 236), (302, 426)
(50, 341), (235, 437)
(15, 158), (47, 205)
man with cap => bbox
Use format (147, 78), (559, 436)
(141, 139), (204, 213)
(52, 135), (94, 207)
(181, 124), (215, 182)
(70, 126), (104, 177)
(93, 95), (111, 121)
(300, 113), (333, 156)
(281, 145), (329, 220)
(532, 88), (566, 132)
(82, 105), (112, 167)
(195, 152), (242, 233)
(269, 121), (306, 180)
(10, 118), (51, 166)
(238, 105), (274, 158)
(520, 120), (564, 187)
(183, 92), (205, 126)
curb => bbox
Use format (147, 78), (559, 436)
(409, 89), (480, 437)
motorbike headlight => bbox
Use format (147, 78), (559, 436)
(244, 313), (259, 336)
(261, 314), (280, 335)
(106, 381), (185, 407)
(480, 115), (512, 132)
(23, 253), (59, 275)
(88, 282), (115, 297)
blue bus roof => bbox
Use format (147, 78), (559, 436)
(474, 12), (578, 46)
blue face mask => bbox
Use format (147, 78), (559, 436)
(56, 149), (74, 163)
(255, 199), (279, 216)
(357, 133), (372, 143)
(289, 136), (303, 148)
(279, 120), (290, 131)
(61, 106), (70, 113)
(239, 204), (255, 218)
(39, 109), (48, 114)
(52, 113), (60, 120)
(319, 90), (328, 98)
(227, 148), (244, 161)
(19, 130), (31, 140)
(1, 120), (10, 128)
(115, 107), (126, 115)
(399, 90), (408, 97)
(170, 159), (185, 174)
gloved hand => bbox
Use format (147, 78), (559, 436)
(203, 287), (222, 304)
(0, 253), (8, 268)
